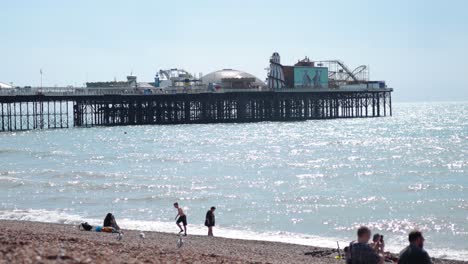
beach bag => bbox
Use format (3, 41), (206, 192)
(81, 222), (93, 231)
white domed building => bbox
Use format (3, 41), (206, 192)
(201, 69), (266, 89)
(0, 82), (13, 89)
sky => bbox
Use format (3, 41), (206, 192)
(1, 0), (467, 102)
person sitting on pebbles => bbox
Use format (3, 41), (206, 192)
(79, 213), (121, 234)
(103, 213), (122, 233)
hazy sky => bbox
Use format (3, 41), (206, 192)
(1, 0), (467, 102)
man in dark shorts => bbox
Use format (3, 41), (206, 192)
(346, 226), (384, 264)
(399, 230), (432, 264)
(174, 202), (187, 236)
(205, 206), (216, 236)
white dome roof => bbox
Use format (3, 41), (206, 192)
(201, 69), (265, 87)
(0, 82), (13, 89)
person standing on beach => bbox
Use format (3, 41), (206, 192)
(205, 206), (216, 236)
(174, 202), (187, 236)
(398, 230), (432, 264)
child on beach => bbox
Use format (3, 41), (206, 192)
(174, 202), (187, 236)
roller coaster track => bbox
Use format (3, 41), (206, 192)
(320, 60), (360, 82)
(334, 60), (359, 82)
(345, 65), (367, 81)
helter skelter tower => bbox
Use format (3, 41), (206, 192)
(267, 52), (285, 89)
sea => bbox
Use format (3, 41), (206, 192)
(0, 101), (467, 260)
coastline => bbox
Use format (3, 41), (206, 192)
(0, 220), (466, 264)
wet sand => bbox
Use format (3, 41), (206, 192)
(0, 220), (465, 264)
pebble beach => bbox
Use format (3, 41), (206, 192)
(0, 220), (466, 264)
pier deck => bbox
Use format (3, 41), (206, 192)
(0, 89), (392, 132)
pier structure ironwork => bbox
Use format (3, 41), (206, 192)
(0, 89), (392, 132)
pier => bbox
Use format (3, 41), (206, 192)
(0, 89), (392, 132)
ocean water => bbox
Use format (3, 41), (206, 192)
(0, 101), (467, 260)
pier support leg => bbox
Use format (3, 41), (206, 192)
(389, 92), (393, 116)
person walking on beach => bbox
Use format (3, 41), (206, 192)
(174, 202), (187, 236)
(346, 226), (384, 264)
(398, 230), (432, 264)
(205, 206), (216, 236)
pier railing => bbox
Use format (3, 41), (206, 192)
(0, 87), (270, 96)
(0, 86), (390, 97)
(0, 87), (144, 97)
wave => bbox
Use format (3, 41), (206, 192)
(0, 176), (22, 182)
(0, 176), (27, 188)
(0, 209), (466, 261)
(0, 209), (83, 224)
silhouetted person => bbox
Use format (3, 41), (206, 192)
(302, 70), (312, 87)
(399, 230), (432, 264)
(205, 206), (216, 236)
